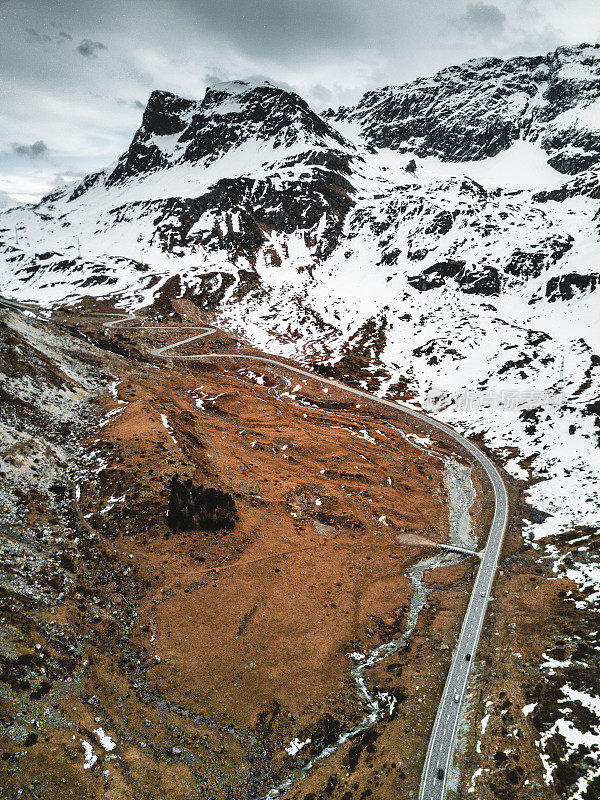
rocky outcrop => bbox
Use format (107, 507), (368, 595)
(408, 261), (501, 296)
(178, 82), (352, 165)
(545, 273), (600, 301)
(105, 80), (356, 188)
(505, 236), (573, 281)
(532, 170), (600, 202)
(142, 90), (195, 136)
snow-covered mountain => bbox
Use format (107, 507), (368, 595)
(1, 46), (599, 313)
(0, 78), (359, 303)
(1, 44), (599, 796)
(325, 43), (600, 173)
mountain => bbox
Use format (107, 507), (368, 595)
(325, 42), (600, 174)
(0, 78), (358, 304)
(0, 45), (599, 797)
(1, 48), (600, 310)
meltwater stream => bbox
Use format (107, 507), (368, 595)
(262, 437), (477, 799)
(263, 553), (444, 800)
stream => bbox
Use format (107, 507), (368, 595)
(262, 433), (477, 799)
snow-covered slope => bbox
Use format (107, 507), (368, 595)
(0, 46), (599, 796)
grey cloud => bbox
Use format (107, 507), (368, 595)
(202, 67), (230, 85)
(25, 26), (74, 45)
(448, 2), (563, 55)
(237, 74), (296, 94)
(117, 98), (145, 109)
(51, 171), (85, 188)
(11, 140), (48, 158)
(460, 3), (506, 35)
(0, 190), (20, 210)
(76, 39), (108, 58)
(309, 84), (334, 106)
(177, 0), (366, 61)
(25, 27), (52, 44)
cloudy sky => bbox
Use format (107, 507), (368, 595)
(1, 0), (599, 205)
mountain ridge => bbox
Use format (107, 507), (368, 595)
(325, 42), (600, 173)
(1, 44), (599, 337)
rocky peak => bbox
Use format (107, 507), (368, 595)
(104, 79), (355, 188)
(326, 43), (600, 173)
(141, 90), (196, 137)
(200, 79), (350, 148)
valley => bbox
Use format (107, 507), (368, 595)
(0, 299), (492, 799)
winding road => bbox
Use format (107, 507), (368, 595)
(104, 312), (509, 799)
(0, 297), (510, 798)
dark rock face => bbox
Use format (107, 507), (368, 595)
(143, 90), (195, 136)
(106, 143), (168, 188)
(408, 260), (466, 290)
(408, 260), (501, 296)
(326, 43), (600, 173)
(532, 170), (600, 203)
(105, 80), (355, 187)
(104, 91), (195, 187)
(178, 82), (351, 166)
(68, 171), (103, 202)
(505, 236), (573, 280)
(104, 165), (353, 261)
(167, 475), (238, 532)
(546, 273), (600, 301)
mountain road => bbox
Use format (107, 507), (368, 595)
(0, 299), (509, 800)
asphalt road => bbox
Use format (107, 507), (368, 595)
(0, 296), (38, 314)
(2, 303), (507, 799)
(139, 322), (509, 800)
